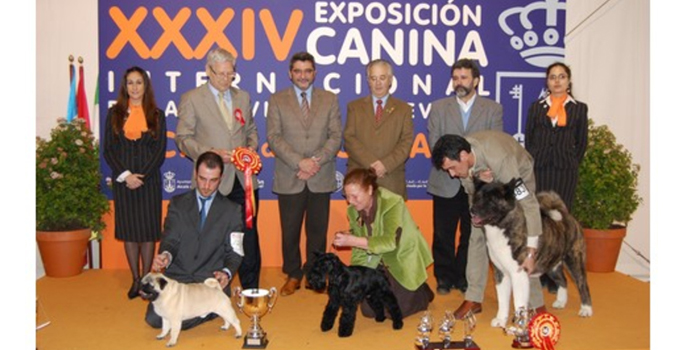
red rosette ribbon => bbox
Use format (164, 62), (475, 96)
(528, 312), (561, 350)
(234, 108), (245, 126)
(231, 147), (261, 229)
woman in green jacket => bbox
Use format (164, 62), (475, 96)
(333, 168), (434, 318)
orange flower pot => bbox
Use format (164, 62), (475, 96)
(583, 227), (626, 273)
(36, 229), (91, 277)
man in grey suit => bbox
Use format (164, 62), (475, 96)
(427, 59), (503, 295)
(267, 52), (342, 296)
(146, 152), (244, 329)
(431, 132), (545, 320)
(176, 47), (261, 289)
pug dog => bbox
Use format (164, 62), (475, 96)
(140, 272), (242, 347)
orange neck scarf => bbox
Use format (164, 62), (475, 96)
(546, 95), (567, 127)
(123, 104), (147, 140)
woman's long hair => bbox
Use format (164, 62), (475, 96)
(110, 66), (160, 138)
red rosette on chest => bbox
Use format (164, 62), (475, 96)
(528, 312), (561, 350)
(231, 147), (261, 228)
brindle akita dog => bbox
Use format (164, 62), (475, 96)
(470, 178), (593, 328)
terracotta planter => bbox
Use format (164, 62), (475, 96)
(583, 227), (626, 273)
(36, 229), (91, 277)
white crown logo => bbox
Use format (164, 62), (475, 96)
(499, 0), (566, 68)
(163, 171), (176, 193)
(335, 171), (345, 193)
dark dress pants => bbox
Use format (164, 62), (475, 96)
(431, 187), (471, 289)
(227, 177), (261, 289)
(277, 186), (330, 280)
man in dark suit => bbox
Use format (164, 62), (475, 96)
(266, 52), (342, 296)
(145, 152), (244, 329)
(176, 47), (261, 289)
(427, 59), (503, 295)
(343, 59), (413, 199)
(432, 132), (545, 319)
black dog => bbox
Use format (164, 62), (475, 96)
(306, 252), (403, 337)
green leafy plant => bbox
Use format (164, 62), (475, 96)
(573, 119), (642, 229)
(36, 118), (109, 232)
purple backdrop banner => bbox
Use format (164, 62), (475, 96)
(98, 0), (566, 200)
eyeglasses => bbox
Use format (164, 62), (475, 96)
(210, 66), (236, 79)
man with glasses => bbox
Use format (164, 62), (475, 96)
(343, 59), (414, 200)
(176, 47), (262, 289)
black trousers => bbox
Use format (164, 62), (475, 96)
(277, 186), (330, 280)
(431, 187), (471, 288)
(226, 177), (261, 289)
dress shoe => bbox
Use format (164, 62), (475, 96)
(454, 282), (468, 293)
(127, 279), (140, 300)
(280, 278), (301, 296)
(453, 300), (482, 320)
(436, 283), (451, 295)
(534, 305), (547, 314)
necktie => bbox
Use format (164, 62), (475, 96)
(218, 92), (233, 130)
(301, 91), (310, 124)
(375, 99), (383, 123)
(199, 196), (209, 230)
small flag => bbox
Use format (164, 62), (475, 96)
(76, 58), (91, 130)
(92, 74), (100, 140)
(66, 57), (77, 121)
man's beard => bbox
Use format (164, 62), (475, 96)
(455, 84), (472, 98)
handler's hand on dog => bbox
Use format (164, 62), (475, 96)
(213, 271), (229, 288)
(478, 169), (494, 183)
(152, 253), (169, 272)
(333, 232), (351, 248)
(520, 248), (536, 274)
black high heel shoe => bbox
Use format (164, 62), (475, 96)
(128, 279), (141, 299)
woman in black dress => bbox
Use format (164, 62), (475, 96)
(525, 62), (588, 211)
(103, 66), (166, 298)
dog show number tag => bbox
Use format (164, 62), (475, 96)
(513, 178), (529, 201)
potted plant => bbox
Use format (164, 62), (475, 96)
(572, 119), (642, 272)
(36, 118), (110, 277)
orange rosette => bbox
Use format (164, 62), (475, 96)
(231, 147), (262, 229)
(528, 312), (561, 350)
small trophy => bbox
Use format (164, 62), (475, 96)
(234, 287), (278, 348)
(415, 310), (480, 349)
(462, 309), (477, 348)
(438, 311), (457, 347)
(505, 307), (536, 349)
(415, 311), (434, 349)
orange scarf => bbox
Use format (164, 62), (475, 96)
(546, 95), (567, 127)
(123, 105), (147, 140)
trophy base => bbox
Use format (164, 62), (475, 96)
(511, 339), (533, 349)
(416, 341), (480, 350)
(242, 335), (269, 349)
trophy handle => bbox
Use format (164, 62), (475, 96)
(233, 286), (243, 310)
(267, 287), (278, 313)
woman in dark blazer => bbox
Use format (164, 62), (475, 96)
(525, 62), (588, 211)
(103, 66), (166, 298)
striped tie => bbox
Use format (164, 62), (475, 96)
(301, 91), (310, 123)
